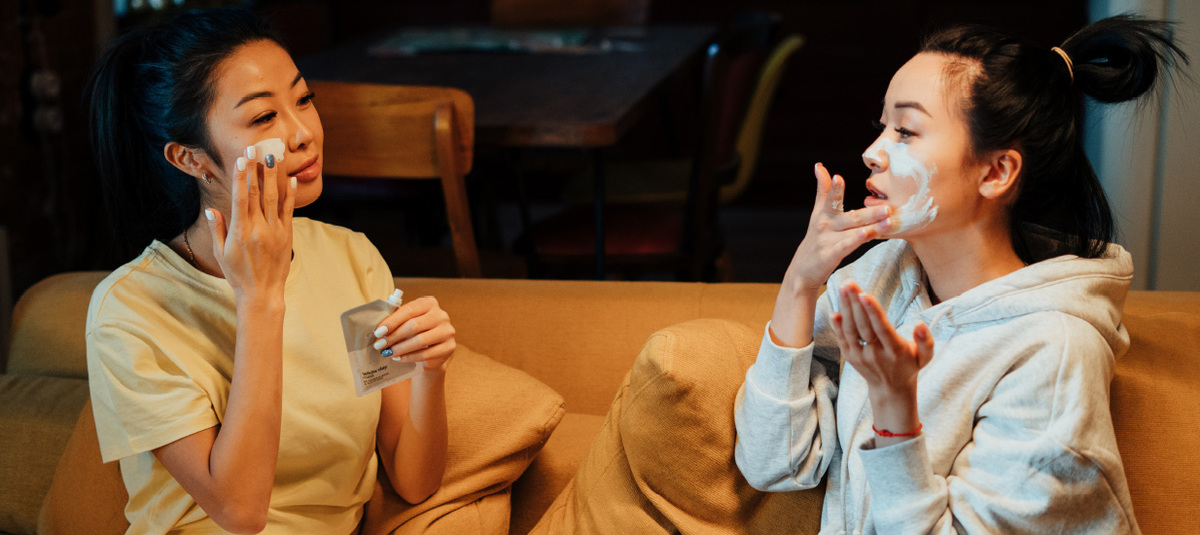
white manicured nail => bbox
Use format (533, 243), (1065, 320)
(245, 145), (256, 160)
(290, 176), (297, 189)
(236, 157), (246, 171)
(373, 325), (389, 338)
(204, 209), (214, 221)
(373, 338), (388, 351)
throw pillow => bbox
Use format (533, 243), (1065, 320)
(361, 344), (565, 534)
(533, 319), (824, 534)
(620, 319), (824, 534)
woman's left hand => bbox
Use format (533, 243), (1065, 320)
(833, 281), (935, 437)
(373, 297), (456, 371)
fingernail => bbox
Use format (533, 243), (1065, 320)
(373, 325), (388, 338)
(204, 208), (214, 221)
(373, 338), (388, 351)
(290, 176), (297, 189)
(265, 154), (275, 168)
(237, 157), (246, 171)
(245, 145), (256, 160)
(381, 348), (393, 357)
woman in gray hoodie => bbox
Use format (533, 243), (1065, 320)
(734, 16), (1186, 534)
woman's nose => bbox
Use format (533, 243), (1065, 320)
(283, 113), (315, 151)
(862, 138), (888, 171)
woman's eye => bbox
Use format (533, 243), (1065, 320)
(298, 92), (315, 106)
(253, 112), (276, 125)
(895, 127), (916, 139)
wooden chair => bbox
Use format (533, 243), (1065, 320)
(308, 81), (482, 278)
(520, 13), (782, 281)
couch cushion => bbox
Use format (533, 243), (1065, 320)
(361, 344), (565, 534)
(6, 272), (107, 378)
(511, 412), (605, 535)
(529, 373), (676, 534)
(38, 344), (563, 534)
(621, 319), (824, 534)
(1111, 291), (1200, 535)
(532, 319), (824, 534)
(0, 375), (89, 535)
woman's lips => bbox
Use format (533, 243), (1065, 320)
(289, 155), (321, 182)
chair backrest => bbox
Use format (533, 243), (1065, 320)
(309, 81), (482, 277)
(723, 34), (804, 204)
(682, 12), (781, 277)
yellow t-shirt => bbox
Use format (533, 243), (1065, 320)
(86, 218), (395, 534)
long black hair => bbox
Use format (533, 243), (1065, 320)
(86, 8), (283, 259)
(921, 15), (1187, 263)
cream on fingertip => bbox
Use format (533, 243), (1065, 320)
(204, 209), (214, 221)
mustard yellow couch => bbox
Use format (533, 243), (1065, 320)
(1, 273), (1197, 534)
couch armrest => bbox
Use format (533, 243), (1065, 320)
(0, 374), (89, 534)
(7, 272), (108, 378)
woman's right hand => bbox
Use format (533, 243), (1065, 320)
(787, 163), (892, 290)
(204, 146), (296, 302)
(770, 163), (892, 348)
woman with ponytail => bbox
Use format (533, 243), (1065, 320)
(734, 15), (1185, 533)
(85, 9), (454, 533)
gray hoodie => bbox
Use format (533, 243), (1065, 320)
(734, 239), (1138, 534)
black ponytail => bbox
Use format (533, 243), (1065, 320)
(920, 15), (1187, 263)
(85, 8), (282, 259)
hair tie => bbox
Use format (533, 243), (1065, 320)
(1051, 46), (1074, 81)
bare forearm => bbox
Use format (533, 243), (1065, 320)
(391, 368), (448, 502)
(208, 295), (285, 515)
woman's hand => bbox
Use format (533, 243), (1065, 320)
(204, 146), (296, 301)
(832, 281), (934, 444)
(373, 297), (457, 371)
(769, 163), (893, 348)
(788, 163), (893, 290)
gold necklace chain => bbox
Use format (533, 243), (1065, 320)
(182, 228), (197, 267)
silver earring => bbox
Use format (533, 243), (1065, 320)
(201, 172), (212, 184)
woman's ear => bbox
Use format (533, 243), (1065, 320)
(163, 141), (210, 179)
(979, 149), (1022, 200)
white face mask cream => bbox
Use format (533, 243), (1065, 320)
(864, 138), (938, 233)
(253, 138), (286, 165)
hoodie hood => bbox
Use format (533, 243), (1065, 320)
(911, 241), (1132, 353)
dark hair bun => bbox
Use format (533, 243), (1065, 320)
(1063, 14), (1188, 103)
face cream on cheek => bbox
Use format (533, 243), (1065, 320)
(253, 138), (285, 165)
(870, 138), (938, 233)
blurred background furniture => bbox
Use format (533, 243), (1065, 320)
(5, 272), (1199, 534)
(521, 12), (789, 281)
(307, 81), (482, 278)
(491, 0), (650, 26)
(570, 31), (804, 206)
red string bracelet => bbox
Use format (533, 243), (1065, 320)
(872, 423), (923, 438)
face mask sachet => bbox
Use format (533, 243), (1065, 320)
(340, 289), (418, 396)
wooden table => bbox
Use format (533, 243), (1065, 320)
(297, 25), (717, 276)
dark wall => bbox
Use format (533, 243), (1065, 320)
(0, 0), (1086, 298)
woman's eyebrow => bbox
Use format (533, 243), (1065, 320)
(893, 100), (931, 117)
(233, 73), (305, 109)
